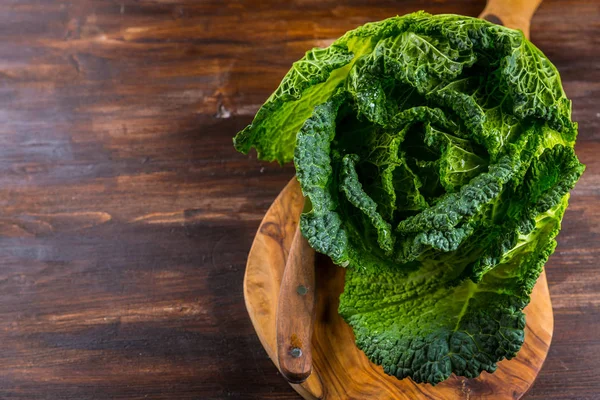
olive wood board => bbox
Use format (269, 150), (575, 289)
(243, 178), (553, 400)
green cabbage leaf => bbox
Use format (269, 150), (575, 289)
(234, 12), (584, 384)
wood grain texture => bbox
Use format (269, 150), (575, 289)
(0, 0), (598, 399)
(245, 178), (553, 400)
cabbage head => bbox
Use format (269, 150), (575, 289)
(234, 12), (584, 385)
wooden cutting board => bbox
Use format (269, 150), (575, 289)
(244, 178), (553, 400)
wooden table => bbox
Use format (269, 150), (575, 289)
(0, 1), (597, 399)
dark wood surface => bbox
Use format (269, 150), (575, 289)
(0, 1), (597, 399)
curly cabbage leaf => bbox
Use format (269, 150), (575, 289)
(234, 12), (584, 385)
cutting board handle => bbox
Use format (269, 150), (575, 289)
(480, 0), (543, 39)
(276, 223), (316, 384)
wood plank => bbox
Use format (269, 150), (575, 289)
(0, 0), (597, 399)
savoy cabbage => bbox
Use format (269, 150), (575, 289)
(234, 12), (584, 385)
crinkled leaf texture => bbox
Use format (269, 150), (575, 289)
(234, 12), (584, 385)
